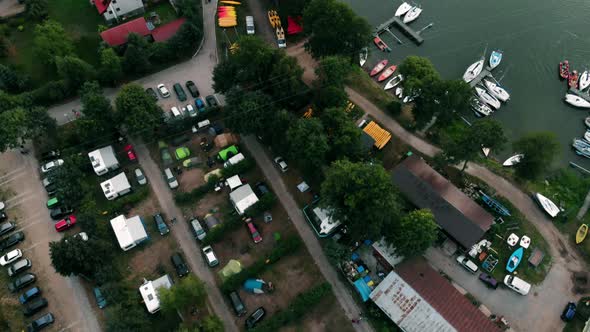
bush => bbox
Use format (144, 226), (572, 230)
(386, 100), (402, 116)
(201, 211), (242, 246)
(220, 158), (255, 178)
(29, 79), (71, 105)
(244, 193), (276, 217)
(174, 176), (219, 205)
(107, 186), (150, 214)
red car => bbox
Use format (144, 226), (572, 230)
(55, 215), (76, 232)
(124, 145), (137, 161)
(246, 221), (262, 244)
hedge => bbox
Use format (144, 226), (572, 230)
(244, 193), (276, 217)
(174, 175), (219, 205)
(220, 236), (302, 293)
(220, 158), (255, 178)
(201, 211), (242, 246)
(251, 283), (333, 332)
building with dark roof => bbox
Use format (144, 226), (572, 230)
(370, 258), (502, 332)
(391, 155), (494, 248)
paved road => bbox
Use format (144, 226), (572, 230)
(133, 141), (239, 332)
(242, 136), (373, 332)
(0, 151), (101, 332)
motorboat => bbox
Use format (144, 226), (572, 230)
(585, 116), (590, 128)
(573, 138), (590, 158)
(559, 60), (569, 79)
(359, 47), (368, 67)
(576, 224), (588, 244)
(471, 99), (493, 117)
(384, 74), (403, 90)
(584, 130), (590, 143)
(506, 247), (523, 273)
(482, 146), (491, 157)
(565, 94), (590, 108)
(370, 60), (388, 76)
(475, 86), (501, 109)
(373, 36), (391, 52)
(580, 70), (590, 90)
(489, 50), (503, 70)
(403, 95), (415, 103)
(378, 65), (397, 82)
(403, 6), (422, 24)
(534, 193), (560, 218)
(395, 87), (403, 98)
(569, 70), (580, 89)
(395, 2), (412, 17)
(484, 80), (510, 102)
(463, 59), (484, 82)
(503, 154), (524, 166)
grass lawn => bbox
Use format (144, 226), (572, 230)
(144, 2), (178, 25)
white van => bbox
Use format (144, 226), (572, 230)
(224, 153), (245, 168)
(171, 107), (182, 118)
(164, 168), (178, 189)
(246, 16), (255, 35)
(190, 218), (206, 241)
(197, 119), (211, 130)
(504, 275), (531, 295)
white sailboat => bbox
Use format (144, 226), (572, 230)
(565, 94), (590, 108)
(359, 47), (368, 67)
(534, 193), (560, 218)
(471, 99), (493, 117)
(395, 87), (403, 98)
(463, 59), (484, 82)
(484, 80), (510, 102)
(395, 2), (412, 17)
(580, 71), (590, 90)
(584, 130), (590, 143)
(384, 74), (403, 90)
(475, 86), (501, 109)
(403, 6), (422, 24)
(503, 154), (524, 166)
(489, 50), (503, 70)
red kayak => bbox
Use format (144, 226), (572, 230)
(569, 70), (579, 88)
(378, 65), (397, 82)
(559, 60), (569, 80)
(370, 60), (389, 76)
(373, 36), (391, 52)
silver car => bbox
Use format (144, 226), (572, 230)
(157, 84), (170, 98)
(134, 168), (147, 185)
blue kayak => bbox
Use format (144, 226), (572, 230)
(506, 247), (524, 272)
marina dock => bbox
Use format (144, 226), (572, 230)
(468, 67), (492, 88)
(374, 16), (424, 45)
(569, 88), (590, 103)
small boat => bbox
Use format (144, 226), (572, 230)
(370, 60), (388, 76)
(569, 70), (580, 89)
(489, 50), (503, 69)
(359, 47), (368, 67)
(506, 247), (524, 273)
(576, 224), (588, 244)
(573, 138), (590, 158)
(585, 116), (590, 128)
(503, 154), (524, 166)
(482, 146), (491, 157)
(565, 94), (590, 108)
(403, 6), (422, 24)
(580, 71), (590, 90)
(584, 130), (590, 142)
(480, 191), (511, 216)
(475, 86), (501, 109)
(484, 80), (510, 102)
(395, 2), (412, 17)
(373, 36), (391, 52)
(471, 99), (493, 117)
(267, 10), (280, 28)
(220, 0), (241, 4)
(463, 59), (484, 82)
(534, 193), (560, 218)
(384, 74), (403, 90)
(395, 87), (403, 98)
(402, 95), (415, 103)
(559, 60), (570, 79)
(378, 65), (397, 82)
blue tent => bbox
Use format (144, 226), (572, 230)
(354, 278), (372, 302)
(244, 279), (267, 294)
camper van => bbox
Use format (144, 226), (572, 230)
(224, 153), (245, 168)
(246, 16), (255, 35)
(504, 275), (531, 295)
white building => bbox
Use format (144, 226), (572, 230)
(226, 174), (243, 191)
(100, 172), (131, 200)
(139, 274), (173, 313)
(110, 214), (148, 251)
(89, 146), (119, 176)
(229, 184), (259, 215)
(312, 207), (342, 236)
(94, 0), (145, 25)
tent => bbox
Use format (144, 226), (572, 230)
(218, 259), (242, 280)
(218, 145), (239, 161)
(214, 133), (239, 148)
(244, 279), (274, 294)
(353, 278), (372, 302)
(287, 16), (303, 35)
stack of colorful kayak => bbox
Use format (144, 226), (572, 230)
(218, 6), (237, 27)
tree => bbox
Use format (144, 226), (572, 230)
(122, 34), (151, 75)
(384, 209), (437, 257)
(286, 118), (329, 179)
(159, 275), (207, 315)
(105, 304), (150, 332)
(201, 316), (224, 332)
(115, 83), (163, 138)
(265, 109), (294, 152)
(267, 55), (307, 109)
(33, 20), (74, 65)
(224, 89), (275, 136)
(315, 55), (353, 88)
(0, 64), (29, 93)
(303, 0), (371, 60)
(80, 81), (116, 129)
(49, 237), (113, 277)
(398, 56), (441, 95)
(320, 160), (403, 239)
(320, 107), (363, 161)
(313, 85), (348, 110)
(167, 22), (203, 58)
(0, 107), (55, 152)
(99, 48), (123, 85)
(55, 56), (96, 90)
(513, 131), (560, 179)
(47, 155), (85, 206)
(25, 0), (48, 20)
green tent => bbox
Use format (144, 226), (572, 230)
(218, 259), (242, 280)
(175, 147), (191, 160)
(218, 145), (238, 161)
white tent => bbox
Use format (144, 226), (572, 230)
(229, 184), (259, 215)
(110, 215), (148, 251)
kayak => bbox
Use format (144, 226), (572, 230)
(370, 60), (388, 76)
(577, 224), (588, 244)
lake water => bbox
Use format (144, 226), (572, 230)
(342, 0), (590, 168)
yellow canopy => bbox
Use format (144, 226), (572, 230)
(363, 121), (391, 150)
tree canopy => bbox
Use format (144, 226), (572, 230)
(99, 48), (123, 86)
(47, 155), (85, 206)
(320, 107), (363, 161)
(224, 89), (275, 136)
(49, 236), (113, 277)
(25, 0), (48, 20)
(105, 304), (150, 332)
(513, 131), (560, 179)
(115, 83), (162, 138)
(159, 275), (207, 315)
(55, 55), (96, 91)
(384, 209), (438, 257)
(33, 20), (74, 65)
(286, 118), (329, 180)
(315, 55), (353, 88)
(0, 107), (55, 152)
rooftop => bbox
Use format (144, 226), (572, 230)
(152, 18), (186, 42)
(100, 17), (151, 46)
(139, 274), (173, 313)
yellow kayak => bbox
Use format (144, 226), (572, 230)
(220, 1), (241, 4)
(577, 224), (588, 244)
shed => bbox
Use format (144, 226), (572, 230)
(226, 175), (243, 191)
(363, 121), (391, 150)
(528, 247), (545, 267)
(139, 274), (173, 313)
(110, 215), (148, 251)
(229, 184), (259, 215)
(214, 133), (239, 148)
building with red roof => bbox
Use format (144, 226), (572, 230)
(93, 0), (112, 15)
(100, 17), (187, 47)
(152, 18), (186, 42)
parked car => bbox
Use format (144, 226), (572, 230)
(74, 232), (88, 241)
(153, 213), (169, 236)
(273, 157), (288, 172)
(124, 144), (137, 161)
(93, 287), (107, 309)
(254, 182), (270, 196)
(478, 272), (498, 289)
(0, 220), (15, 236)
(189, 218), (206, 241)
(186, 80), (200, 98)
(19, 286), (41, 304)
(202, 245), (219, 267)
(50, 206), (73, 220)
(171, 252), (189, 277)
(27, 312), (54, 331)
(245, 307), (266, 329)
(0, 249), (22, 266)
(246, 221), (262, 244)
(229, 291), (247, 316)
(145, 88), (158, 101)
(46, 197), (59, 209)
(503, 275), (531, 295)
(8, 258), (31, 277)
(159, 141), (173, 166)
(186, 104), (197, 117)
(0, 231), (25, 251)
(40, 159), (64, 173)
(157, 84), (170, 98)
(164, 168), (178, 189)
(173, 83), (187, 101)
(55, 215), (76, 232)
(8, 273), (35, 292)
(561, 301), (577, 321)
(23, 297), (48, 316)
(205, 95), (218, 107)
(195, 98), (205, 111)
(456, 255), (478, 274)
(134, 168), (147, 185)
(171, 106), (182, 118)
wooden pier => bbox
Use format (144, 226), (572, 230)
(569, 88), (590, 103)
(374, 16), (424, 45)
(468, 67), (492, 88)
